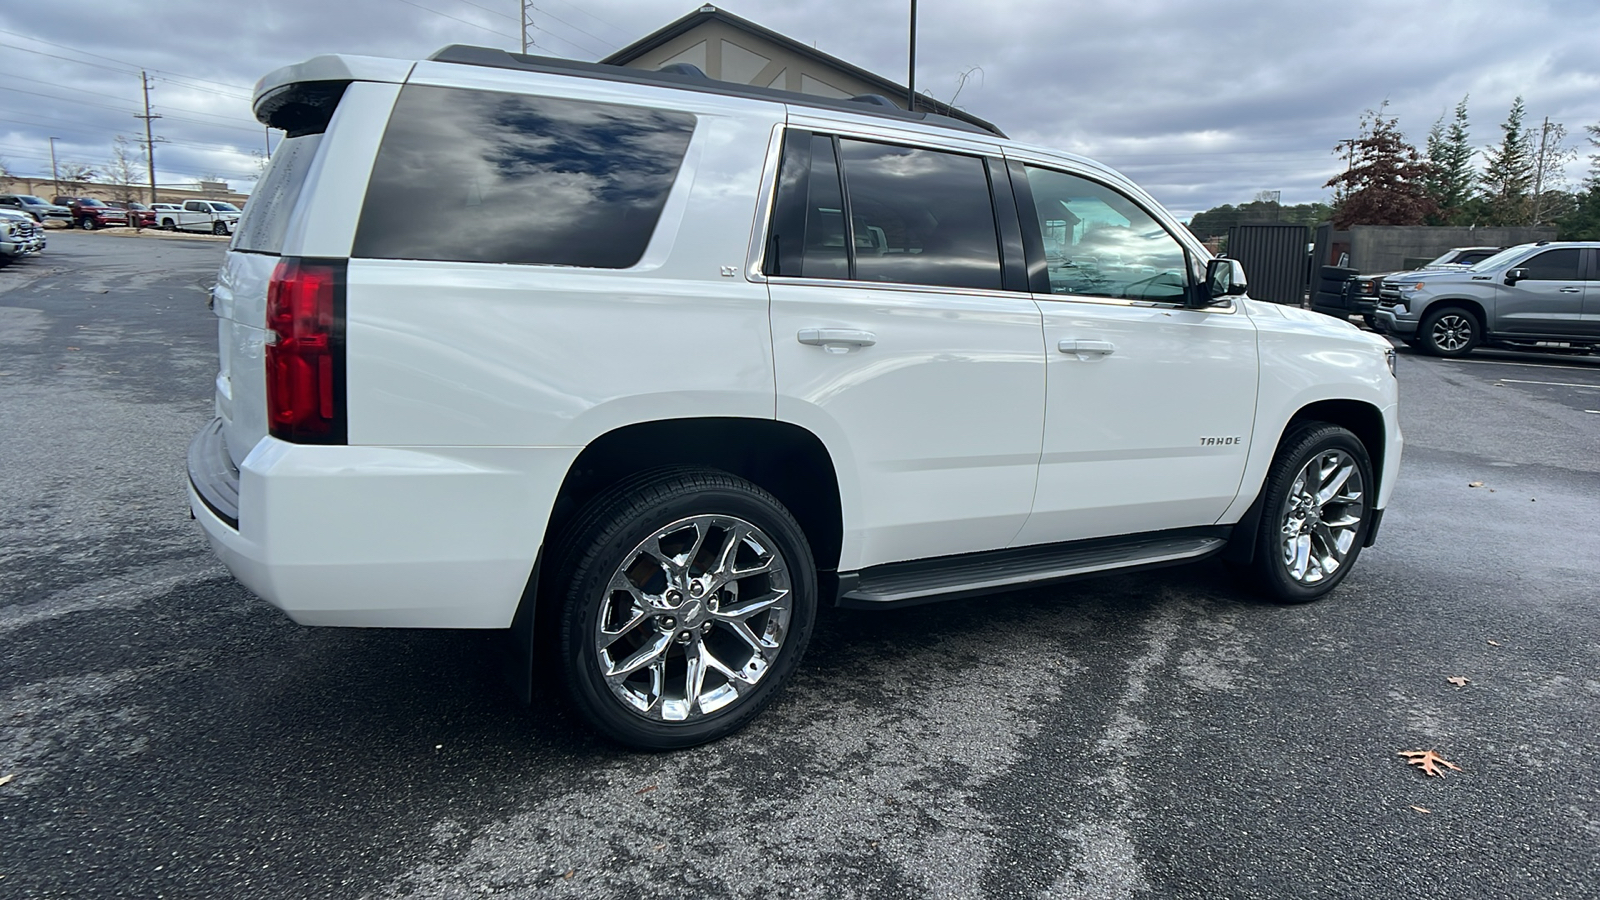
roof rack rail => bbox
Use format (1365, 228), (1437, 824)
(425, 45), (1005, 139)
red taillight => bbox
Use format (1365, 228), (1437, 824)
(265, 257), (346, 444)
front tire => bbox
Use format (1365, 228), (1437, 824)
(1419, 306), (1479, 357)
(552, 468), (817, 750)
(1237, 424), (1374, 604)
(79, 218), (96, 231)
(212, 221), (228, 236)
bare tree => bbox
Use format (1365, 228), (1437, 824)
(105, 136), (143, 205)
(55, 161), (98, 197)
(0, 155), (12, 180)
(1528, 118), (1577, 224)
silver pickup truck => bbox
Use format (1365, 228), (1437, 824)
(1374, 241), (1600, 357)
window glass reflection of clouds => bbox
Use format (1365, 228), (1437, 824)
(354, 86), (696, 268)
(1025, 165), (1187, 303)
(836, 140), (1002, 291)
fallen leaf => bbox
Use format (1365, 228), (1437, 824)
(563, 870), (576, 880)
(1468, 481), (1484, 488)
(0, 773), (13, 787)
(1410, 805), (1430, 814)
(653, 844), (666, 852)
(1487, 639), (1501, 646)
(1447, 676), (1469, 687)
(1398, 750), (1463, 777)
(636, 784), (657, 795)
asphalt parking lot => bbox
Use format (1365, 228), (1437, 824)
(2, 232), (1598, 899)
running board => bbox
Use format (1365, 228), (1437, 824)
(836, 530), (1229, 608)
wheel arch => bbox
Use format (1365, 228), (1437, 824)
(504, 417), (843, 702)
(1224, 398), (1388, 566)
(1417, 295), (1488, 329)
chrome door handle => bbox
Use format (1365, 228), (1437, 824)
(798, 328), (876, 353)
(1559, 287), (1582, 293)
(1058, 339), (1115, 357)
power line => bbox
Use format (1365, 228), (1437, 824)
(2, 70), (258, 128)
(0, 85), (263, 135)
(0, 28), (253, 94)
(389, 0), (518, 40)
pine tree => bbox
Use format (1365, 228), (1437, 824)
(1425, 96), (1475, 223)
(1325, 105), (1437, 229)
(1479, 97), (1534, 225)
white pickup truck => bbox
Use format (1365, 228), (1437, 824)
(157, 200), (242, 235)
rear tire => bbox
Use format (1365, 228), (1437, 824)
(1419, 306), (1479, 358)
(1234, 424), (1374, 604)
(161, 218), (176, 231)
(550, 468), (817, 750)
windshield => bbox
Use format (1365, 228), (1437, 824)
(1469, 245), (1534, 271)
(17, 195), (46, 205)
(1423, 250), (1468, 267)
(79, 198), (107, 208)
(208, 202), (240, 212)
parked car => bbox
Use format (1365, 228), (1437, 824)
(54, 197), (130, 230)
(188, 45), (1402, 750)
(162, 199), (241, 235)
(0, 193), (73, 224)
(1313, 247), (1503, 325)
(0, 209), (45, 263)
(1374, 241), (1600, 356)
(108, 200), (158, 228)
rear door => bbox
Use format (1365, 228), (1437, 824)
(765, 126), (1045, 570)
(1581, 248), (1600, 337)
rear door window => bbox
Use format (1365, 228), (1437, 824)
(353, 85), (696, 268)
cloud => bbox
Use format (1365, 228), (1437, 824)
(3, 0), (1598, 214)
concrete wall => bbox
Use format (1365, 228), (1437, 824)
(621, 22), (889, 102)
(1349, 225), (1555, 273)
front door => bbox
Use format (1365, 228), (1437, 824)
(1497, 247), (1587, 336)
(1008, 163), (1258, 547)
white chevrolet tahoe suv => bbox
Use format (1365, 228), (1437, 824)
(188, 46), (1402, 749)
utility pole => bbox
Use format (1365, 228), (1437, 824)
(134, 70), (162, 204)
(48, 137), (60, 192)
(906, 0), (917, 111)
(519, 0), (534, 54)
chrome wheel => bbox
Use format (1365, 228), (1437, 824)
(1428, 312), (1474, 353)
(1279, 449), (1366, 585)
(594, 514), (792, 723)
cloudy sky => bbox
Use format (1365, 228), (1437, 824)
(4, 0), (1599, 217)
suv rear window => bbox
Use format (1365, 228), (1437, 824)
(353, 85), (696, 268)
(234, 133), (323, 254)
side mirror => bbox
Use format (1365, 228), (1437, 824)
(1504, 268), (1526, 286)
(1200, 258), (1248, 306)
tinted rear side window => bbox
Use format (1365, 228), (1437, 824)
(838, 140), (1002, 290)
(234, 133), (323, 254)
(354, 85), (696, 268)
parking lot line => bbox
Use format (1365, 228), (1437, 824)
(1437, 357), (1598, 372)
(1494, 378), (1600, 389)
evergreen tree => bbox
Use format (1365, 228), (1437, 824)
(1325, 105), (1436, 229)
(1424, 96), (1475, 223)
(1479, 96), (1534, 225)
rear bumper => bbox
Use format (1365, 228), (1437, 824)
(187, 419), (579, 628)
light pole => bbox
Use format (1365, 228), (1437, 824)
(48, 137), (60, 192)
(907, 0), (917, 111)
